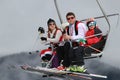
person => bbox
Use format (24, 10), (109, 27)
(40, 18), (63, 68)
(57, 12), (87, 73)
(84, 18), (103, 56)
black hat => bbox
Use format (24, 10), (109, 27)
(47, 18), (55, 26)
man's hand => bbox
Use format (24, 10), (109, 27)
(63, 34), (71, 40)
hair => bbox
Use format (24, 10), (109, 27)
(47, 18), (55, 26)
(66, 12), (76, 18)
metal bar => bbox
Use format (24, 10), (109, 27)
(81, 13), (119, 22)
(54, 0), (63, 24)
(96, 0), (111, 33)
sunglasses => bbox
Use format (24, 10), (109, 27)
(88, 21), (96, 27)
(67, 17), (74, 20)
(49, 23), (55, 26)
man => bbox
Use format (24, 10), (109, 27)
(57, 12), (87, 73)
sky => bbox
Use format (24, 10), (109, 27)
(0, 0), (120, 68)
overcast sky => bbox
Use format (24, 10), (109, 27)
(0, 0), (120, 68)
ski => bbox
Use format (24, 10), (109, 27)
(66, 71), (107, 79)
(20, 65), (107, 79)
(20, 65), (92, 80)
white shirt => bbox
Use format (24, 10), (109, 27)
(69, 22), (87, 41)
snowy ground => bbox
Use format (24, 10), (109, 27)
(0, 52), (120, 80)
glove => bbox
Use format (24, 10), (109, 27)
(41, 37), (47, 41)
(38, 27), (45, 33)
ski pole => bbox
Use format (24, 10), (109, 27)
(88, 46), (102, 53)
(29, 27), (45, 54)
(29, 34), (40, 54)
(45, 44), (55, 68)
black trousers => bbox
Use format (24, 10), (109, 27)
(56, 46), (65, 65)
(69, 46), (84, 66)
(57, 42), (85, 67)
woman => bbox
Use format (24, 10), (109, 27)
(40, 18), (63, 68)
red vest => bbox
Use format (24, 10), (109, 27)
(65, 21), (85, 46)
(48, 29), (63, 45)
(66, 21), (81, 35)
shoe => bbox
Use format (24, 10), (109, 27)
(41, 61), (48, 67)
(67, 65), (77, 72)
(76, 65), (87, 73)
(57, 66), (65, 71)
(67, 65), (87, 73)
